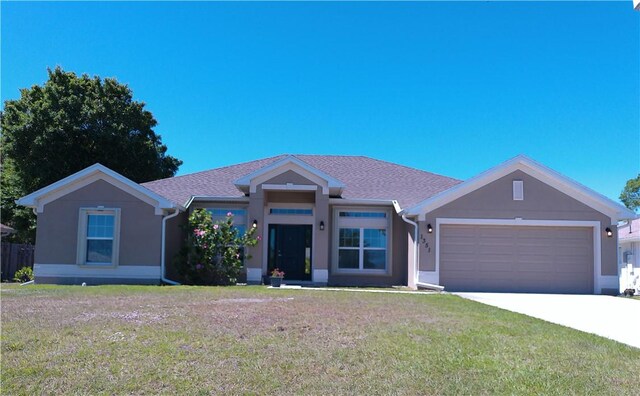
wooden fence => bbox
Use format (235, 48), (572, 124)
(1, 243), (35, 281)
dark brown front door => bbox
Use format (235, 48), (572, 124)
(268, 224), (312, 281)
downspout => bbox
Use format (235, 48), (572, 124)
(161, 208), (181, 285)
(401, 213), (444, 292)
(401, 214), (419, 289)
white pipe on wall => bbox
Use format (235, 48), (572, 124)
(161, 209), (181, 285)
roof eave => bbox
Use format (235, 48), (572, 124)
(405, 155), (633, 223)
(16, 163), (180, 214)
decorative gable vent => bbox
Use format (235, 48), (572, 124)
(513, 180), (524, 201)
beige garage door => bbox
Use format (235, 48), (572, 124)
(439, 224), (593, 294)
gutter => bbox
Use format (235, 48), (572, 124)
(161, 208), (182, 285)
(401, 213), (445, 292)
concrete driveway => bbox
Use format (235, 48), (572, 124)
(456, 293), (640, 349)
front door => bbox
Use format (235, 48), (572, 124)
(268, 224), (312, 281)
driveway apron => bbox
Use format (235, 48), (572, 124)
(456, 293), (640, 349)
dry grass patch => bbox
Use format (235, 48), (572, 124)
(2, 284), (639, 395)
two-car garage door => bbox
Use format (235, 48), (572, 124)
(439, 224), (594, 294)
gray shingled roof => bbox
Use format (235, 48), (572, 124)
(142, 155), (462, 210)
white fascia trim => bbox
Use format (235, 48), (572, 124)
(16, 163), (179, 215)
(405, 155), (635, 222)
(184, 195), (249, 208)
(233, 155), (345, 195)
(261, 183), (318, 192)
(434, 218), (605, 294)
(34, 263), (161, 279)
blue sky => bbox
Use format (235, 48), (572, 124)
(2, 1), (639, 203)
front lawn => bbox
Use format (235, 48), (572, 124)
(2, 285), (638, 394)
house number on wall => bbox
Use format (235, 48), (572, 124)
(420, 235), (431, 252)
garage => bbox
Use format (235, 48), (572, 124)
(439, 224), (594, 294)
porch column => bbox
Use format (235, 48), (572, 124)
(246, 187), (265, 284)
(313, 189), (329, 284)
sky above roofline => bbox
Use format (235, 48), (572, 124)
(2, 2), (638, 203)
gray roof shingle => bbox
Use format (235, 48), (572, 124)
(141, 155), (462, 210)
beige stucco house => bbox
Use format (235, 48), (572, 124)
(17, 154), (635, 294)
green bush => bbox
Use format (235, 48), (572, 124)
(174, 209), (260, 285)
(13, 266), (34, 283)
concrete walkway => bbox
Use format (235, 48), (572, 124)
(457, 293), (640, 349)
(271, 285), (438, 295)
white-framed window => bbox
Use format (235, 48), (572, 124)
(334, 209), (390, 273)
(77, 208), (121, 266)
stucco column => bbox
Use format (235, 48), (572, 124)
(313, 189), (329, 284)
(246, 187), (265, 284)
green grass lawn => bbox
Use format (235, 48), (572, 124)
(2, 285), (639, 395)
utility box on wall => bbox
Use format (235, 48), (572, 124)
(624, 252), (634, 265)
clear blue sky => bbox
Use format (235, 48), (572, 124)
(2, 1), (639, 203)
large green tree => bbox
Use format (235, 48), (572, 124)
(620, 174), (640, 213)
(1, 67), (182, 243)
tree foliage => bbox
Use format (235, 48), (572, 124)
(620, 174), (640, 212)
(1, 67), (182, 242)
(175, 209), (261, 285)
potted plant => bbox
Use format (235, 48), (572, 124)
(270, 268), (285, 287)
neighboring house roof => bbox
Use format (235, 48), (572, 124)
(0, 223), (16, 236)
(404, 155), (636, 223)
(619, 218), (640, 243)
(17, 163), (181, 214)
(142, 155), (462, 209)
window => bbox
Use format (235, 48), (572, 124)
(335, 209), (389, 272)
(339, 212), (386, 218)
(269, 208), (313, 216)
(77, 208), (120, 266)
(207, 208), (247, 235)
(207, 207), (249, 265)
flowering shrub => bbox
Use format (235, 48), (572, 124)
(175, 209), (260, 285)
(270, 268), (285, 278)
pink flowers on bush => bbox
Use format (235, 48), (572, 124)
(193, 229), (206, 237)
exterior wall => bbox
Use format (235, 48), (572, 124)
(314, 189), (330, 279)
(35, 179), (163, 284)
(36, 179), (162, 266)
(328, 207), (408, 287)
(418, 170), (617, 279)
(165, 211), (188, 280)
(266, 191), (315, 203)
